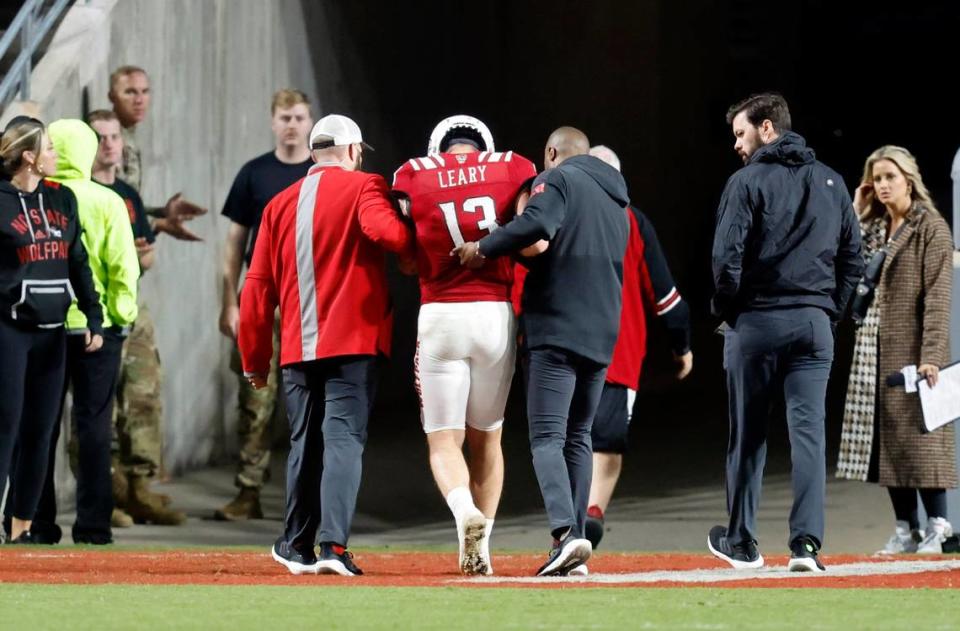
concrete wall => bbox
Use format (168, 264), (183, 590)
(3, 0), (350, 475)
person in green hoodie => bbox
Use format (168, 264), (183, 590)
(22, 119), (140, 545)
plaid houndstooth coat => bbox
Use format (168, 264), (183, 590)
(839, 204), (957, 488)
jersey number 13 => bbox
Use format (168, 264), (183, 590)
(437, 196), (498, 247)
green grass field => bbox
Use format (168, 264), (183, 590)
(3, 585), (959, 630)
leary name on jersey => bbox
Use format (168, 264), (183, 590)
(393, 150), (537, 304)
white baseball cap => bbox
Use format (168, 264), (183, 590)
(309, 114), (374, 151)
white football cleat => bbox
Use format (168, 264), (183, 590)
(458, 508), (489, 575)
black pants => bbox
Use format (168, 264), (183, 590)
(526, 346), (608, 539)
(888, 487), (948, 528)
(0, 318), (66, 521)
(281, 355), (377, 553)
(25, 330), (124, 541)
(591, 383), (631, 454)
(723, 307), (834, 548)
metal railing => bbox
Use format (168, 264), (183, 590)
(0, 0), (73, 111)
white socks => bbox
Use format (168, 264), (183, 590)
(445, 486), (476, 523)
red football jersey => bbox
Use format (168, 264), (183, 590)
(393, 150), (537, 304)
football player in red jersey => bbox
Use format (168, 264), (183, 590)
(392, 115), (536, 575)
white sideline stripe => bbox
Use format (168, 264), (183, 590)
(455, 559), (960, 584)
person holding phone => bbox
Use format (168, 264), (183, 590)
(837, 145), (956, 554)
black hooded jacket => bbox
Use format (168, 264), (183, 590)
(480, 154), (630, 363)
(0, 178), (102, 332)
(711, 132), (863, 323)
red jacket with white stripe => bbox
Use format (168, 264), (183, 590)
(239, 163), (414, 375)
(511, 205), (690, 389)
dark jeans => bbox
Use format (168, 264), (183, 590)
(526, 346), (607, 539)
(0, 318), (66, 521)
(26, 330), (124, 541)
(281, 355), (377, 553)
(723, 307), (834, 548)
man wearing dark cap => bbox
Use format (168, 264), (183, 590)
(240, 114), (414, 577)
(455, 126), (629, 576)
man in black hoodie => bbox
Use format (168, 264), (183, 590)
(455, 127), (630, 576)
(708, 93), (863, 573)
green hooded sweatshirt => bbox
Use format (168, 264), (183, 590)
(48, 119), (139, 330)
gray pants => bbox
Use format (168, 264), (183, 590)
(723, 307), (834, 548)
(527, 346), (607, 538)
(281, 355), (376, 552)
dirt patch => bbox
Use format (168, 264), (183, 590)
(0, 550), (957, 588)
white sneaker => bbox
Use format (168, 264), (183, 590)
(568, 564), (589, 576)
(457, 508), (489, 575)
(917, 517), (953, 554)
(877, 521), (922, 554)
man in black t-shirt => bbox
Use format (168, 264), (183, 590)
(88, 110), (187, 528)
(215, 89), (314, 521)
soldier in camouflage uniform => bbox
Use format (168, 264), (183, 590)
(225, 318), (281, 515)
(216, 89), (313, 520)
(104, 68), (207, 524)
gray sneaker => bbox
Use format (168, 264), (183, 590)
(917, 517), (953, 554)
(877, 521), (922, 555)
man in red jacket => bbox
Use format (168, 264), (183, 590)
(580, 145), (693, 560)
(239, 114), (414, 576)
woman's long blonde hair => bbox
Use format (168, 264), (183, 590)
(0, 117), (45, 178)
(859, 145), (938, 222)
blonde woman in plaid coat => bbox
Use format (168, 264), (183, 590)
(838, 145), (956, 554)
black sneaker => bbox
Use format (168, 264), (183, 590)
(8, 530), (41, 544)
(28, 521), (62, 545)
(585, 505), (605, 550)
(788, 536), (826, 573)
(707, 525), (764, 569)
(536, 532), (592, 577)
(72, 525), (112, 546)
(317, 542), (363, 576)
(271, 537), (319, 575)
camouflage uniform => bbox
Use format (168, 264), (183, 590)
(229, 317), (281, 489)
(109, 125), (184, 525)
(116, 302), (163, 477)
(120, 126), (142, 193)
(115, 125), (163, 477)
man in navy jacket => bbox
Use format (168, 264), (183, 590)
(455, 127), (629, 576)
(708, 93), (862, 573)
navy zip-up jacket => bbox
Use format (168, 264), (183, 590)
(711, 132), (863, 324)
(480, 154), (630, 364)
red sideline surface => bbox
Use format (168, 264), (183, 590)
(1, 550), (958, 588)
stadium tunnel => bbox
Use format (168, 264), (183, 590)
(3, 0), (960, 526)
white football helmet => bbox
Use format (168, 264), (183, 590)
(427, 115), (495, 155)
